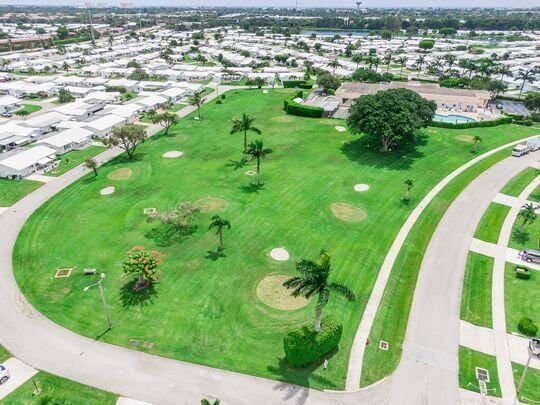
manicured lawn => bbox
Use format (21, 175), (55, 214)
(529, 185), (540, 202)
(509, 204), (540, 251)
(504, 262), (539, 335)
(2, 371), (117, 405)
(460, 252), (494, 328)
(474, 202), (511, 244)
(360, 147), (529, 387)
(500, 167), (538, 197)
(0, 178), (43, 206)
(459, 346), (501, 397)
(513, 362), (540, 403)
(166, 103), (187, 112)
(121, 92), (138, 102)
(0, 345), (10, 363)
(13, 89), (540, 390)
(44, 146), (106, 177)
(16, 104), (42, 115)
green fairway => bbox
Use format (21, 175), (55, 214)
(504, 262), (539, 335)
(2, 371), (117, 405)
(513, 362), (540, 403)
(460, 252), (494, 328)
(360, 147), (525, 387)
(459, 346), (501, 397)
(500, 167), (538, 197)
(13, 89), (540, 390)
(16, 104), (42, 115)
(474, 203), (511, 244)
(45, 146), (106, 177)
(0, 178), (43, 206)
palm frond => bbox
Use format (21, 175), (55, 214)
(329, 282), (356, 302)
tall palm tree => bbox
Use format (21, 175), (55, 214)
(208, 215), (231, 251)
(497, 64), (512, 82)
(230, 113), (261, 152)
(189, 91), (206, 120)
(372, 56), (381, 72)
(518, 203), (537, 232)
(384, 50), (393, 73)
(403, 179), (414, 201)
(415, 55), (426, 78)
(62, 61), (69, 74)
(444, 54), (456, 73)
(517, 68), (538, 97)
(283, 250), (355, 332)
(244, 140), (273, 186)
(472, 136), (482, 154)
(329, 58), (341, 74)
(351, 53), (363, 69)
(397, 56), (408, 77)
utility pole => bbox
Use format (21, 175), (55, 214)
(83, 273), (112, 330)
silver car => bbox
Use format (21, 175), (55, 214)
(530, 338), (540, 359)
(520, 249), (540, 264)
(0, 364), (10, 384)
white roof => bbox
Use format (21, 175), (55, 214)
(0, 145), (56, 170)
(23, 112), (68, 128)
(106, 104), (144, 118)
(0, 95), (20, 107)
(136, 95), (168, 108)
(84, 114), (126, 132)
(37, 128), (93, 148)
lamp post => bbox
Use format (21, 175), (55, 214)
(516, 338), (539, 397)
(83, 273), (112, 329)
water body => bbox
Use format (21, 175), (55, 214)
(301, 30), (369, 37)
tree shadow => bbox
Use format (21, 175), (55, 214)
(119, 279), (159, 308)
(340, 133), (427, 171)
(108, 152), (146, 166)
(239, 182), (265, 194)
(225, 158), (248, 171)
(268, 348), (339, 404)
(513, 229), (529, 246)
(82, 175), (98, 185)
(205, 248), (226, 261)
(144, 223), (197, 247)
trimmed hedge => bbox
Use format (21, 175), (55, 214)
(283, 80), (306, 88)
(284, 90), (324, 118)
(284, 317), (342, 367)
(518, 316), (538, 336)
(429, 116), (513, 129)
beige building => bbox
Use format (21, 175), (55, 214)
(335, 82), (491, 115)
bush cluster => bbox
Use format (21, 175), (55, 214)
(430, 116), (513, 129)
(283, 90), (324, 118)
(284, 317), (343, 367)
(518, 316), (538, 336)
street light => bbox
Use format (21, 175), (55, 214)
(516, 338), (540, 397)
(83, 273), (112, 330)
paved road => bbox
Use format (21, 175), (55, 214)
(388, 151), (539, 404)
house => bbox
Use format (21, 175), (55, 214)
(83, 91), (121, 105)
(53, 101), (103, 121)
(135, 95), (168, 111)
(36, 128), (93, 155)
(0, 145), (56, 178)
(0, 122), (40, 151)
(160, 87), (188, 102)
(83, 114), (127, 138)
(22, 112), (69, 135)
(0, 95), (22, 115)
(104, 103), (145, 123)
(134, 81), (170, 93)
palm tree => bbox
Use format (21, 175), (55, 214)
(351, 53), (363, 69)
(283, 250), (355, 332)
(397, 56), (408, 77)
(384, 50), (393, 73)
(84, 158), (98, 176)
(517, 68), (538, 97)
(497, 64), (512, 82)
(444, 54), (456, 73)
(518, 203), (537, 232)
(62, 61), (69, 74)
(208, 215), (231, 251)
(201, 400), (220, 405)
(329, 58), (341, 74)
(415, 55), (426, 78)
(472, 136), (482, 154)
(403, 179), (414, 201)
(372, 56), (381, 72)
(189, 91), (206, 120)
(244, 140), (273, 186)
(230, 113), (261, 152)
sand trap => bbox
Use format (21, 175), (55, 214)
(270, 247), (289, 261)
(256, 274), (309, 310)
(335, 126), (346, 132)
(330, 202), (367, 222)
(195, 197), (229, 213)
(271, 115), (295, 123)
(354, 184), (370, 192)
(100, 186), (115, 195)
(456, 134), (475, 143)
(107, 168), (132, 181)
(162, 151), (184, 158)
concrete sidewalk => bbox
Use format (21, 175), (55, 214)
(0, 358), (38, 400)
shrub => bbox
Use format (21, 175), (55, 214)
(284, 317), (342, 367)
(283, 90), (324, 118)
(515, 267), (531, 280)
(216, 99), (222, 104)
(518, 316), (538, 336)
(429, 117), (513, 129)
(514, 119), (533, 126)
(531, 112), (540, 122)
(283, 80), (307, 88)
(221, 94), (226, 100)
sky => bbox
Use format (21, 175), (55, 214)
(1, 0), (538, 8)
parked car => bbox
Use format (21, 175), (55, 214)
(530, 338), (540, 359)
(520, 249), (540, 263)
(0, 363), (10, 384)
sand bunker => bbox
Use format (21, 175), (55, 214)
(107, 168), (132, 181)
(330, 202), (367, 222)
(195, 197), (229, 213)
(456, 134), (475, 143)
(271, 115), (295, 123)
(270, 247), (289, 261)
(162, 151), (184, 158)
(335, 126), (346, 132)
(100, 186), (115, 195)
(354, 184), (370, 192)
(256, 274), (309, 311)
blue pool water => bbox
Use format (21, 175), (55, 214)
(433, 114), (476, 124)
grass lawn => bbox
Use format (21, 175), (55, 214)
(500, 167), (538, 197)
(528, 185), (540, 202)
(16, 104), (42, 115)
(2, 371), (117, 405)
(360, 147), (532, 387)
(13, 89), (540, 390)
(504, 262), (539, 335)
(0, 178), (43, 206)
(45, 146), (106, 177)
(166, 103), (187, 112)
(121, 92), (138, 102)
(513, 362), (540, 403)
(459, 346), (501, 397)
(474, 202), (511, 244)
(460, 252), (494, 328)
(0, 345), (10, 363)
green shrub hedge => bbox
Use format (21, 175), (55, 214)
(283, 90), (324, 118)
(284, 317), (342, 367)
(518, 316), (538, 336)
(429, 116), (513, 129)
(283, 80), (307, 88)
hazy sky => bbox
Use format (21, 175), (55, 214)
(1, 0), (538, 8)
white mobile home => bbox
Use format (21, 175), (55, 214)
(83, 114), (127, 138)
(37, 128), (93, 155)
(0, 145), (56, 178)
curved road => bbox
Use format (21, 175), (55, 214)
(0, 137), (538, 403)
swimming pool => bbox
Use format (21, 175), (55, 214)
(433, 114), (477, 124)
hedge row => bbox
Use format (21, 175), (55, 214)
(283, 80), (313, 89)
(283, 90), (324, 118)
(284, 317), (343, 367)
(429, 116), (513, 129)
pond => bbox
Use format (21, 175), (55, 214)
(433, 113), (476, 124)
